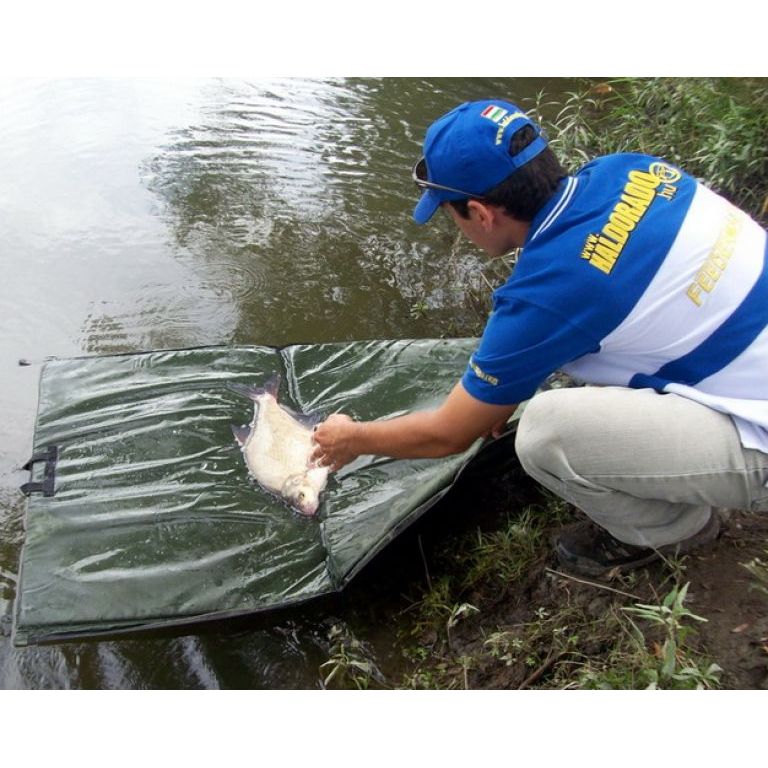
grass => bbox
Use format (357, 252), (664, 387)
(315, 486), (724, 689)
(318, 492), (722, 690)
(385, 500), (566, 689)
(533, 77), (768, 226)
(425, 77), (768, 338)
(319, 622), (388, 690)
(316, 78), (766, 689)
(460, 507), (546, 590)
(394, 501), (722, 690)
(743, 549), (768, 597)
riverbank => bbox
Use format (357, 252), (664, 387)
(321, 453), (768, 689)
(342, 78), (768, 690)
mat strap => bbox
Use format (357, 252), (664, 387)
(21, 445), (59, 497)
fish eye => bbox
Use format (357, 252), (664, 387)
(298, 491), (306, 501)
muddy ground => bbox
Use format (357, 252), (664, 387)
(460, 507), (768, 690)
(343, 448), (768, 690)
(670, 510), (768, 688)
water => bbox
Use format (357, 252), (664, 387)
(0, 77), (579, 689)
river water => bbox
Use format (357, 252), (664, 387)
(0, 77), (579, 689)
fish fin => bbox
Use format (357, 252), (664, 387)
(227, 372), (282, 402)
(305, 466), (329, 484)
(227, 382), (261, 402)
(290, 409), (325, 429)
(262, 372), (281, 397)
(230, 424), (251, 446)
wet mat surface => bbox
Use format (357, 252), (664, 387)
(15, 339), (489, 645)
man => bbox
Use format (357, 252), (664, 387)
(311, 98), (768, 577)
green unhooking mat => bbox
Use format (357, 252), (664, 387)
(15, 338), (521, 646)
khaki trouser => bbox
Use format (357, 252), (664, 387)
(515, 386), (768, 548)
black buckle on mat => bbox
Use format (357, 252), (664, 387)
(21, 445), (59, 497)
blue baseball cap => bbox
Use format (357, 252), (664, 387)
(413, 99), (548, 225)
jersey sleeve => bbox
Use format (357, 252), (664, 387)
(461, 297), (600, 405)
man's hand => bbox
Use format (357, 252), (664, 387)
(310, 383), (517, 472)
(487, 415), (512, 439)
(311, 414), (360, 472)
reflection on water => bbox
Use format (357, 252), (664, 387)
(0, 77), (581, 688)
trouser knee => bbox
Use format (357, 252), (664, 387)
(515, 389), (572, 479)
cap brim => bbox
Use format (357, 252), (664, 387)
(413, 189), (441, 225)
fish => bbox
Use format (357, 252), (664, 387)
(229, 374), (328, 517)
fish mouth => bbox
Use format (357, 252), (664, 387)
(296, 498), (319, 517)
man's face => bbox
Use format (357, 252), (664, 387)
(443, 202), (517, 259)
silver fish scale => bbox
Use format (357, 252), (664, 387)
(240, 391), (328, 515)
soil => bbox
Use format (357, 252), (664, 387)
(679, 510), (768, 689)
(462, 508), (768, 690)
(348, 447), (768, 690)
(453, 512), (768, 690)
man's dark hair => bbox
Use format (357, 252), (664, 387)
(449, 125), (566, 222)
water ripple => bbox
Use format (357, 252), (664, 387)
(0, 76), (582, 690)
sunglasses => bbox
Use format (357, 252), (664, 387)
(412, 157), (484, 200)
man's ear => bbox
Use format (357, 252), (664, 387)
(467, 199), (498, 232)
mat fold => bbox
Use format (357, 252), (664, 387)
(15, 339), (508, 645)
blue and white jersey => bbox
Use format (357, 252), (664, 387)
(462, 153), (768, 452)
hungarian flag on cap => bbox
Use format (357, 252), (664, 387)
(480, 105), (508, 123)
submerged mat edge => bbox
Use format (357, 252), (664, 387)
(15, 339), (488, 645)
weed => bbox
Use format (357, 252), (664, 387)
(617, 582), (722, 689)
(446, 602), (479, 650)
(393, 483), (726, 689)
(399, 661), (461, 690)
(401, 548), (723, 689)
(403, 500), (563, 638)
(320, 623), (387, 690)
(405, 574), (456, 642)
(457, 499), (572, 592)
(460, 508), (543, 592)
(533, 78), (768, 226)
(569, 582), (722, 691)
(484, 630), (524, 666)
(742, 550), (768, 596)
(409, 298), (429, 319)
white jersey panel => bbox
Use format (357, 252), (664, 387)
(695, 320), (768, 398)
(598, 186), (759, 366)
(561, 353), (635, 386)
(562, 185), (766, 391)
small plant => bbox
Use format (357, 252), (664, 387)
(484, 630), (525, 667)
(743, 550), (768, 596)
(409, 297), (429, 319)
(320, 624), (387, 690)
(446, 602), (479, 650)
(461, 508), (543, 591)
(481, 602), (588, 689)
(622, 582), (722, 689)
(533, 78), (768, 226)
(406, 574), (456, 642)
